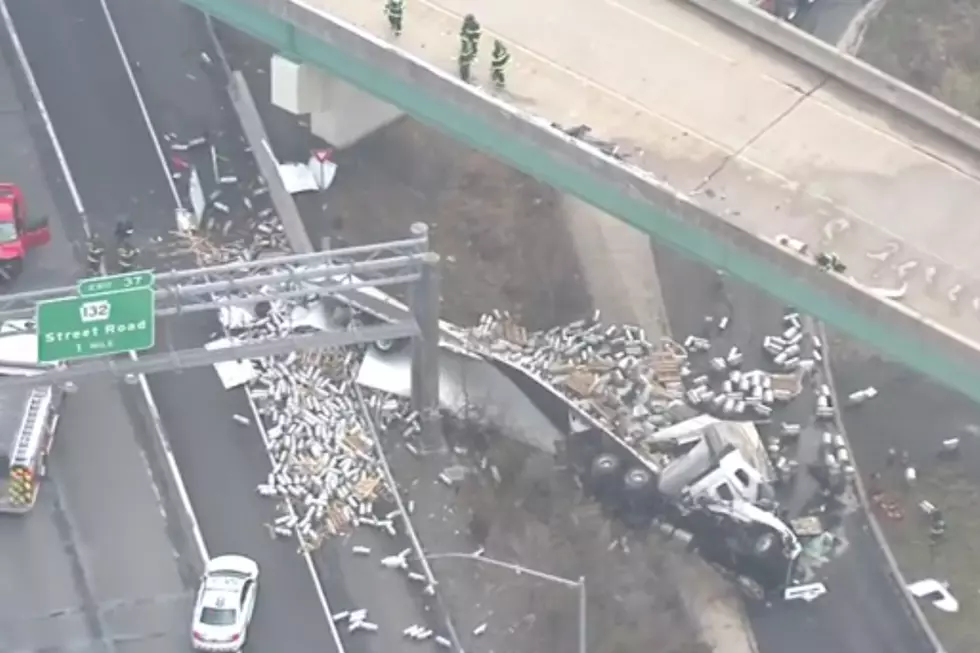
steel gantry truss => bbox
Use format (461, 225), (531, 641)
(0, 229), (444, 437)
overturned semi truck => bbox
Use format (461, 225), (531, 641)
(326, 287), (814, 602)
(486, 354), (806, 601)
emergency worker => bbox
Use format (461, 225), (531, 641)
(458, 37), (476, 82)
(384, 0), (404, 36)
(117, 240), (138, 273)
(86, 235), (105, 276)
(460, 14), (481, 55)
(490, 39), (510, 89)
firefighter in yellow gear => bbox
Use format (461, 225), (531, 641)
(117, 240), (139, 273)
(86, 235), (105, 276)
(490, 39), (511, 89)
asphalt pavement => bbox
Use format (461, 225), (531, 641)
(650, 243), (932, 653)
(1, 1), (339, 651)
(6, 2), (438, 652)
(0, 32), (195, 653)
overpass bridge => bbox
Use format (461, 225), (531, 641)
(185, 0), (980, 402)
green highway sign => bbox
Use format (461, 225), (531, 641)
(36, 287), (155, 363)
(78, 270), (155, 297)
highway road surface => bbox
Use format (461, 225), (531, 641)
(0, 37), (195, 653)
(651, 242), (933, 653)
(0, 0), (337, 651)
(2, 1), (438, 652)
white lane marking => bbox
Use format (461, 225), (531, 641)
(0, 0), (88, 236)
(244, 391), (348, 652)
(102, 3), (344, 640)
(97, 0), (183, 210)
(94, 0), (207, 563)
(1, 0), (208, 563)
(130, 351), (210, 560)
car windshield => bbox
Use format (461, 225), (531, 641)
(200, 607), (237, 626)
(0, 222), (17, 244)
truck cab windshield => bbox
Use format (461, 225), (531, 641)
(0, 223), (18, 244)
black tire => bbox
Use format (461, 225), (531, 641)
(590, 453), (621, 481)
(624, 467), (653, 492)
(373, 337), (409, 354)
(253, 300), (271, 319)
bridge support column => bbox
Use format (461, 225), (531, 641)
(271, 53), (404, 149)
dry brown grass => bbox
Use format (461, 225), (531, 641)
(443, 421), (710, 653)
(870, 462), (980, 653)
(328, 118), (592, 330)
(859, 0), (980, 116)
(856, 8), (980, 651)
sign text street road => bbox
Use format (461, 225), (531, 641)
(36, 288), (155, 363)
(78, 270), (155, 297)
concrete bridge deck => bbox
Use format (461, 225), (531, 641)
(306, 0), (980, 339)
(185, 0), (980, 400)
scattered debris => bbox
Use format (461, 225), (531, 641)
(907, 579), (959, 613)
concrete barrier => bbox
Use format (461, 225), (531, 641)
(684, 0), (980, 157)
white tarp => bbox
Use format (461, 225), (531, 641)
(277, 162), (319, 195)
(307, 154), (337, 191)
(206, 338), (258, 389)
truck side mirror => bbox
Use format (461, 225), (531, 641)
(28, 216), (49, 231)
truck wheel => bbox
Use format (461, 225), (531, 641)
(624, 467), (652, 492)
(373, 337), (409, 354)
(590, 453), (621, 481)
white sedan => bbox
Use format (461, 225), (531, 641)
(191, 555), (260, 651)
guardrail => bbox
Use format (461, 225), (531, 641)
(684, 0), (980, 158)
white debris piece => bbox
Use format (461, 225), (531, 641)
(847, 386), (878, 406)
(207, 338), (259, 389)
(403, 625), (433, 640)
(381, 548), (412, 570)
